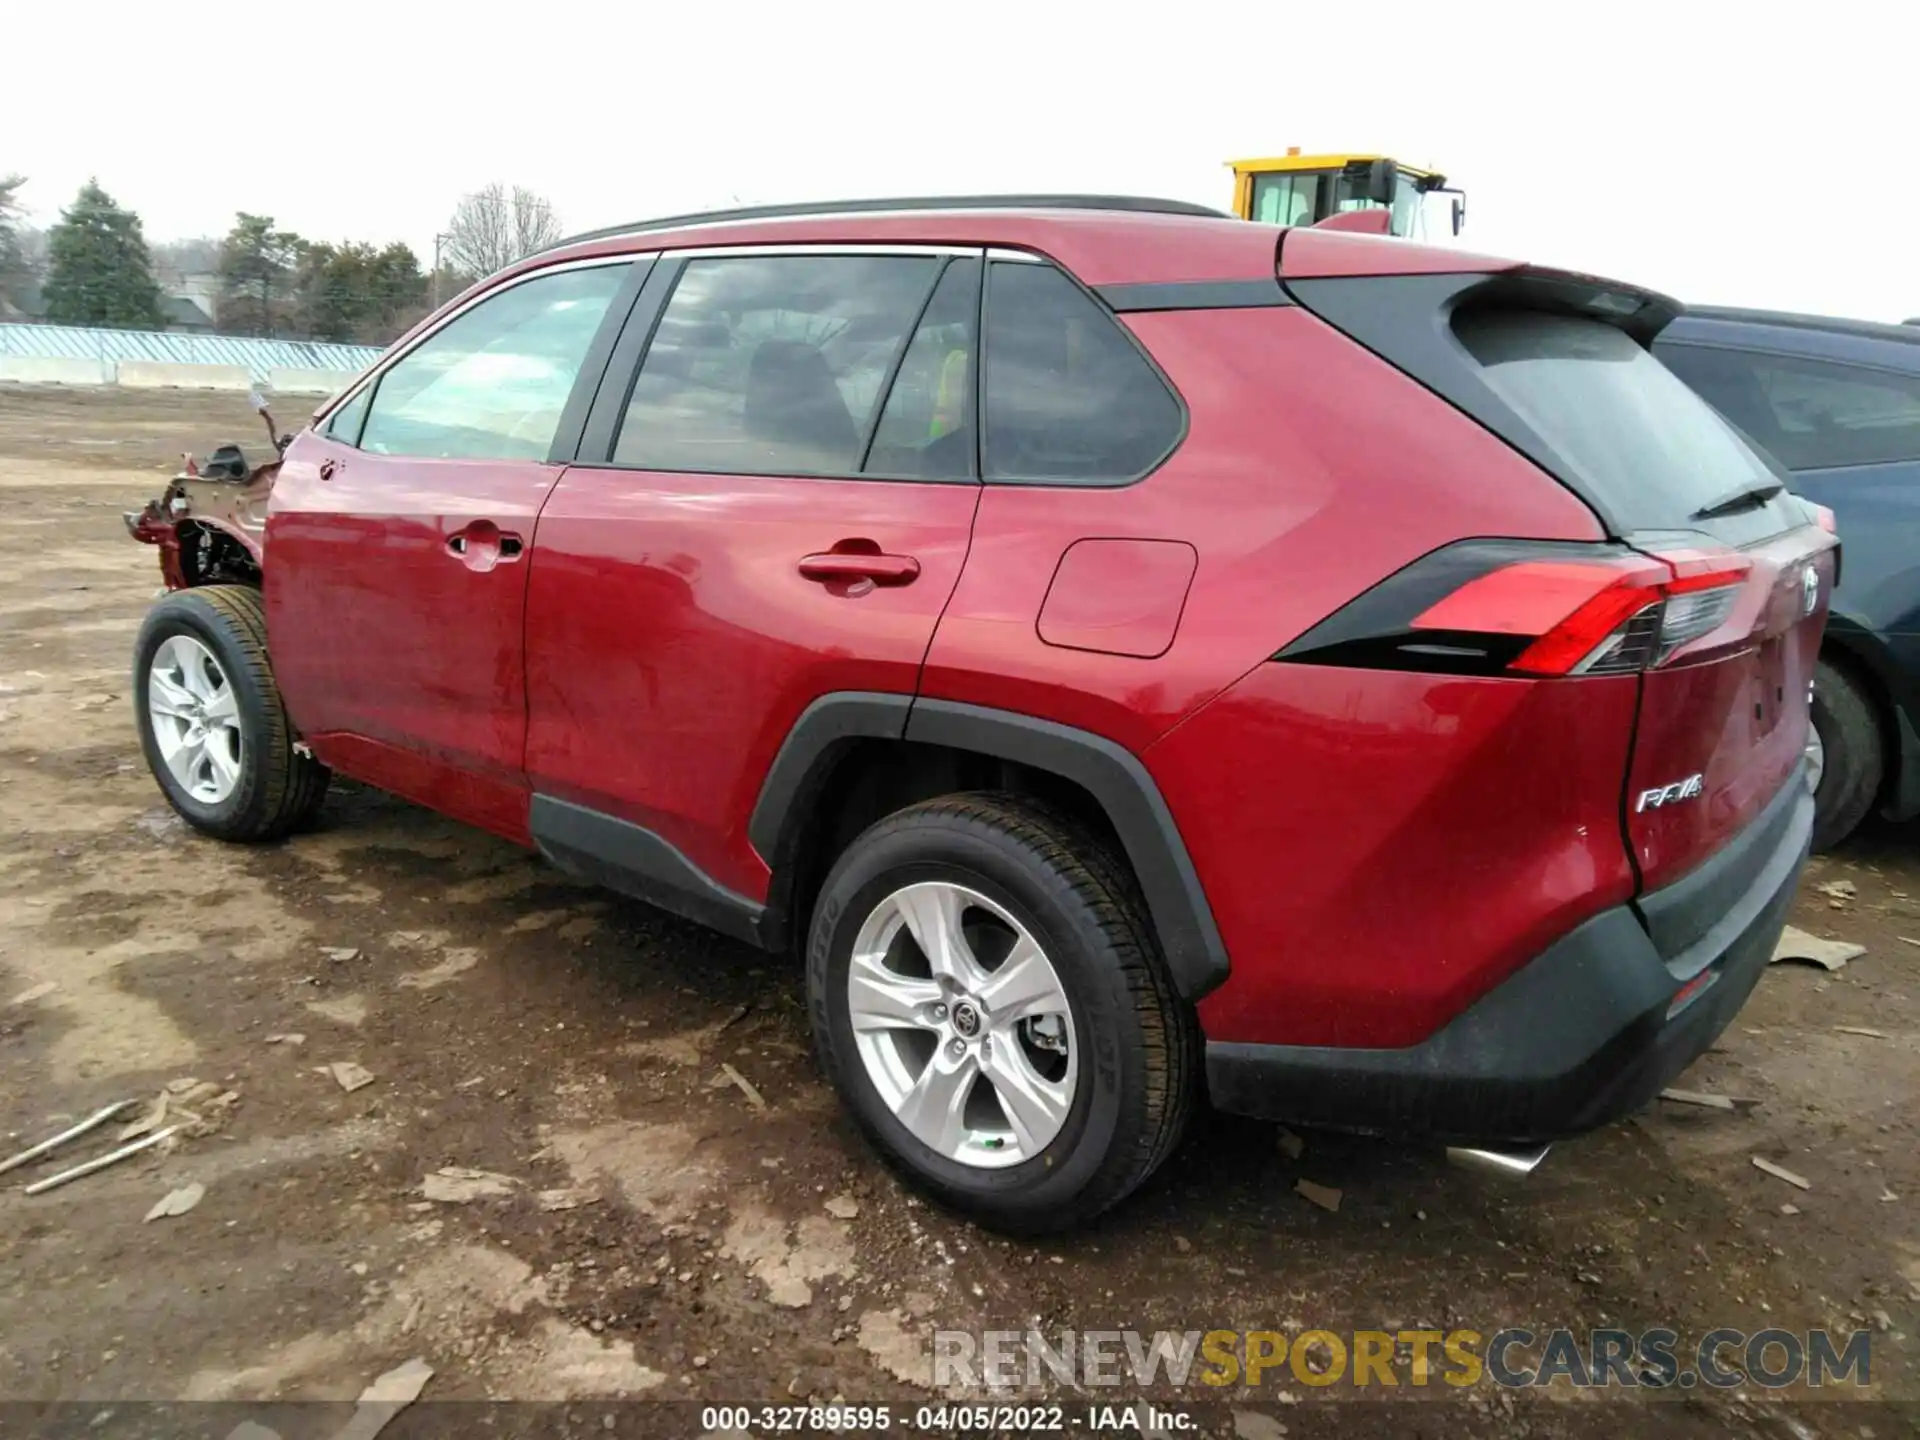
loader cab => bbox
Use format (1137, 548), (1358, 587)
(1229, 152), (1464, 238)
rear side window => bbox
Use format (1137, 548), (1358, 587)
(863, 258), (980, 481)
(358, 264), (627, 461)
(614, 254), (942, 476)
(982, 262), (1182, 484)
(1659, 344), (1920, 471)
(1455, 311), (1783, 525)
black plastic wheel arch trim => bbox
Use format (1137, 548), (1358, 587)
(903, 699), (1229, 1000)
(744, 693), (1229, 999)
(747, 692), (916, 862)
(530, 794), (767, 949)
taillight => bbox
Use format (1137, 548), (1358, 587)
(1278, 540), (1755, 678)
(1807, 501), (1837, 534)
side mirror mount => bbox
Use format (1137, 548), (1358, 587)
(248, 389), (281, 452)
(1451, 195), (1466, 236)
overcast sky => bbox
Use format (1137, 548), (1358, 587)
(6, 0), (1915, 322)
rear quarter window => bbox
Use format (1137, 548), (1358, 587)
(1454, 310), (1786, 529)
(981, 262), (1183, 485)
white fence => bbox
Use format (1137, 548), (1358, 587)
(0, 323), (379, 391)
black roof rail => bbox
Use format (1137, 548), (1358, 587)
(1680, 304), (1920, 345)
(546, 194), (1230, 252)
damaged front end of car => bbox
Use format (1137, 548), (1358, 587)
(124, 392), (287, 590)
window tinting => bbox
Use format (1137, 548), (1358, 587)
(863, 258), (979, 480)
(982, 262), (1182, 484)
(1658, 343), (1920, 471)
(1456, 310), (1789, 526)
(357, 264), (626, 462)
(614, 255), (942, 475)
(324, 385), (371, 447)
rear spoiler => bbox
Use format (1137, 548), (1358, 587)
(1277, 225), (1683, 346)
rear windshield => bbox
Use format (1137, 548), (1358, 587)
(1455, 310), (1791, 533)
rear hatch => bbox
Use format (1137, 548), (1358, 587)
(1285, 250), (1837, 901)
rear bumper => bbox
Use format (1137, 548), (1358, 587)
(1206, 767), (1813, 1144)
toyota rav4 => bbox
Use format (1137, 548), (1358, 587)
(128, 195), (1835, 1232)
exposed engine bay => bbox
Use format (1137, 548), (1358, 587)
(124, 393), (287, 589)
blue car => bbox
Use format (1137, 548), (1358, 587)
(1656, 308), (1920, 848)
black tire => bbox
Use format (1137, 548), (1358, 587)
(132, 585), (330, 841)
(1810, 657), (1882, 852)
(807, 792), (1198, 1234)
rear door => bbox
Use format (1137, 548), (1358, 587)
(522, 249), (983, 899)
(1291, 271), (1837, 895)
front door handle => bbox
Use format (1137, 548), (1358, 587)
(797, 551), (920, 587)
(446, 521), (524, 573)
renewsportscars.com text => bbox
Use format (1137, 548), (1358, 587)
(932, 1327), (1872, 1390)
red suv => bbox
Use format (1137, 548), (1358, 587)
(130, 196), (1835, 1231)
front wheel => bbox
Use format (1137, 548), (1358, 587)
(133, 585), (329, 841)
(807, 793), (1197, 1233)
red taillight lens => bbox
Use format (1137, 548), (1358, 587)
(1808, 502), (1837, 534)
(1411, 553), (1750, 677)
(1277, 540), (1763, 680)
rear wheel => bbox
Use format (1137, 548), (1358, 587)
(1809, 657), (1882, 851)
(807, 793), (1197, 1233)
(133, 585), (329, 841)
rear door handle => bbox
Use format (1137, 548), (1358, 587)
(797, 552), (920, 587)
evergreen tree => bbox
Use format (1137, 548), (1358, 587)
(0, 174), (30, 313)
(217, 212), (303, 336)
(41, 180), (164, 328)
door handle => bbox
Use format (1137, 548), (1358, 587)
(797, 552), (921, 587)
(446, 521), (524, 572)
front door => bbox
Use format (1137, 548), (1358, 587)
(267, 260), (637, 840)
(524, 250), (984, 896)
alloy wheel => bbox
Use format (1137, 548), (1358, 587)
(147, 634), (244, 805)
(846, 881), (1077, 1169)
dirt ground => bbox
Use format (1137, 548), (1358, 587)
(0, 385), (1914, 1440)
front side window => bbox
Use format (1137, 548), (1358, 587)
(1660, 343), (1920, 471)
(357, 264), (627, 461)
(981, 262), (1183, 484)
(614, 254), (943, 476)
(324, 385), (371, 446)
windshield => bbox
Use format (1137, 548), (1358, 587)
(1250, 168), (1428, 236)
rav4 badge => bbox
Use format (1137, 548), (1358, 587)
(1636, 774), (1705, 812)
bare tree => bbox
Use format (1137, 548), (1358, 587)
(441, 184), (562, 280)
